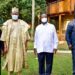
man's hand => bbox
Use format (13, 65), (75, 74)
(69, 44), (72, 50)
(53, 49), (57, 54)
(4, 43), (8, 54)
(34, 48), (37, 55)
(25, 40), (28, 52)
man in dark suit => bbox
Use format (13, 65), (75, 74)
(66, 6), (75, 75)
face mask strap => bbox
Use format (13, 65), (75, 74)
(42, 21), (47, 25)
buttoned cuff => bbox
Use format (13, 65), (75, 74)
(54, 44), (58, 49)
(34, 44), (36, 49)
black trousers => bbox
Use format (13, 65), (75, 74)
(72, 48), (75, 75)
(38, 52), (54, 75)
(0, 40), (4, 55)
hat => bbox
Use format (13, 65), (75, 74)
(41, 13), (47, 17)
(12, 7), (19, 13)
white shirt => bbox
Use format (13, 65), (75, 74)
(34, 23), (58, 53)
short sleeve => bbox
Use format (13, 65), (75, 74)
(20, 20), (30, 41)
(20, 20), (30, 32)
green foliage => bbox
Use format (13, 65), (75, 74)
(0, 0), (46, 24)
(35, 0), (46, 15)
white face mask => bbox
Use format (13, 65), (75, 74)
(41, 18), (47, 23)
(12, 15), (18, 20)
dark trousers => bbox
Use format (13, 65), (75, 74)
(38, 52), (54, 75)
(0, 40), (4, 55)
(72, 49), (75, 75)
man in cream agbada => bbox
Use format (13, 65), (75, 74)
(1, 7), (30, 75)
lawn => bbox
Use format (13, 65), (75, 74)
(27, 41), (69, 50)
(1, 53), (72, 75)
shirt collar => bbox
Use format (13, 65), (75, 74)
(41, 22), (48, 26)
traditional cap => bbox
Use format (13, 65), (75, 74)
(41, 13), (47, 17)
(11, 7), (19, 13)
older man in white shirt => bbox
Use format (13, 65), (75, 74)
(34, 14), (58, 75)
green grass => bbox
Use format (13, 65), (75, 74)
(27, 41), (34, 50)
(27, 41), (69, 50)
(1, 53), (72, 75)
(52, 53), (72, 75)
(58, 42), (69, 50)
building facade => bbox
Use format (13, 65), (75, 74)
(46, 0), (75, 41)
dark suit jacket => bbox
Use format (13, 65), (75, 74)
(66, 19), (75, 48)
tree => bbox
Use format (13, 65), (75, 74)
(31, 0), (46, 39)
(0, 0), (32, 24)
(0, 0), (46, 24)
(31, 0), (35, 40)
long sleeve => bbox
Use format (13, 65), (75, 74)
(53, 26), (58, 49)
(65, 23), (73, 45)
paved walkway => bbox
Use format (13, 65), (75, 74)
(27, 50), (71, 53)
(57, 50), (71, 53)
